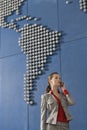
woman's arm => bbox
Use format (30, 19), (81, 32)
(61, 82), (75, 106)
(40, 94), (47, 130)
(65, 94), (75, 105)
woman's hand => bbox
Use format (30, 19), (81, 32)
(60, 81), (70, 96)
(60, 81), (66, 92)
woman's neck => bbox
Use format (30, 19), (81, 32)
(51, 87), (59, 95)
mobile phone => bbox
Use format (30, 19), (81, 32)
(60, 81), (64, 87)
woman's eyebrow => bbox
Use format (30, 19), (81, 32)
(55, 76), (58, 78)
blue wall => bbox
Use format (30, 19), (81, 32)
(0, 0), (87, 130)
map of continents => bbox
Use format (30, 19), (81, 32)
(0, 0), (61, 104)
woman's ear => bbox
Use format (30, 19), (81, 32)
(49, 79), (52, 86)
(48, 79), (50, 84)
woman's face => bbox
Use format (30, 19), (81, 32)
(49, 74), (61, 88)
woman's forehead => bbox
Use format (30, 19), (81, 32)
(53, 74), (60, 78)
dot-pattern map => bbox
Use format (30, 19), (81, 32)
(0, 0), (61, 105)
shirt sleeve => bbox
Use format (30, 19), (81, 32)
(63, 89), (69, 96)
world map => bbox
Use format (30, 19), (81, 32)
(0, 0), (61, 105)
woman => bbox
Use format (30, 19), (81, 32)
(41, 72), (75, 130)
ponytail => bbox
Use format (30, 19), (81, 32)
(45, 84), (51, 93)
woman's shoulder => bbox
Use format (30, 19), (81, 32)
(41, 93), (51, 99)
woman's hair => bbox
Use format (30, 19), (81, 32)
(45, 72), (59, 93)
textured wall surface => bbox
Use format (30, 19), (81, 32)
(0, 0), (87, 130)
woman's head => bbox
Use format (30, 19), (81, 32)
(46, 72), (61, 93)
